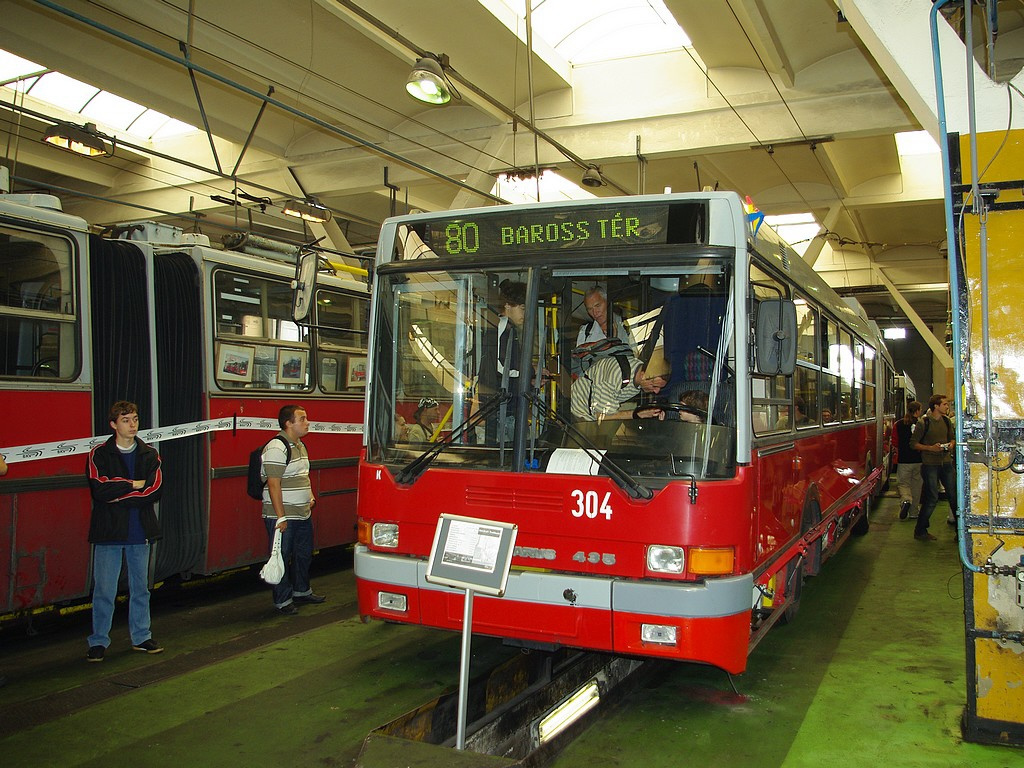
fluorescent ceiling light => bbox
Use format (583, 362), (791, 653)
(883, 327), (907, 340)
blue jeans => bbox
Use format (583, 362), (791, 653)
(89, 543), (152, 648)
(918, 462), (958, 537)
(264, 517), (314, 607)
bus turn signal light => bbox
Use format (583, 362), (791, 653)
(688, 547), (735, 575)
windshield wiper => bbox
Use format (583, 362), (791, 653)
(524, 393), (653, 501)
(394, 391), (510, 486)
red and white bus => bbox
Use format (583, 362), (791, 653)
(0, 191), (368, 618)
(354, 192), (895, 674)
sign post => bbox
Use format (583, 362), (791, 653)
(425, 514), (518, 750)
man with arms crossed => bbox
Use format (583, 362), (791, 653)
(85, 400), (163, 661)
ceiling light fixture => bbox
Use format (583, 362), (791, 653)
(406, 54), (460, 105)
(41, 121), (113, 157)
(581, 165), (605, 188)
(283, 197), (332, 223)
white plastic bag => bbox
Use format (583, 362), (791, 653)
(260, 527), (285, 585)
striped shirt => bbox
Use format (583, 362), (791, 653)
(570, 355), (641, 421)
(261, 432), (312, 520)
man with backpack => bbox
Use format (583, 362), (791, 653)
(570, 353), (669, 422)
(262, 405), (325, 614)
(911, 394), (958, 541)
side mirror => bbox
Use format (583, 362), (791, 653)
(291, 251), (318, 321)
(755, 299), (797, 375)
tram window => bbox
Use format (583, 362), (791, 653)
(795, 366), (819, 425)
(315, 289), (369, 393)
(212, 270), (311, 391)
(821, 374), (840, 423)
(0, 228), (78, 380)
(821, 316), (839, 373)
(752, 374), (790, 435)
(795, 299), (816, 364)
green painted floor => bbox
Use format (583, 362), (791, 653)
(0, 495), (1019, 767)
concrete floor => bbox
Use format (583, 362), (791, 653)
(0, 494), (1019, 767)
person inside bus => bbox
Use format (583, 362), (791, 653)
(570, 352), (670, 422)
(572, 286), (634, 377)
(775, 395), (809, 429)
(676, 389), (709, 423)
(407, 397), (439, 442)
(476, 280), (541, 442)
(394, 412), (410, 442)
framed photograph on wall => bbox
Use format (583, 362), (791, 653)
(346, 356), (367, 388)
(276, 349), (308, 384)
(216, 342), (255, 382)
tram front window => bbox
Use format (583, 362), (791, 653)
(368, 265), (737, 480)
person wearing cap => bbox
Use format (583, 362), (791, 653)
(408, 397), (440, 442)
(570, 352), (670, 422)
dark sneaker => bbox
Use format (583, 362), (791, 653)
(899, 501), (910, 520)
(86, 645), (105, 662)
(276, 604), (299, 616)
(914, 532), (937, 541)
(293, 593), (326, 604)
(132, 639), (164, 654)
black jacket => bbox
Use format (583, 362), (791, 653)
(86, 435), (163, 543)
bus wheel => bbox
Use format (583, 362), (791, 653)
(852, 498), (870, 536)
(780, 558), (804, 624)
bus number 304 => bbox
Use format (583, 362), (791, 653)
(570, 490), (613, 520)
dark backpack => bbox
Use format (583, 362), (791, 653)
(246, 435), (291, 500)
(572, 337), (633, 387)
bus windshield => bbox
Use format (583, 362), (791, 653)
(367, 251), (737, 481)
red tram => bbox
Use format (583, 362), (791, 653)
(353, 192), (896, 674)
(0, 191), (368, 618)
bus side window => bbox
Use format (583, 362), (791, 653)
(0, 233), (78, 380)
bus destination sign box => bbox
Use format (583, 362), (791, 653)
(420, 203), (675, 257)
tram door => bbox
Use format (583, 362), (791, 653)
(88, 237), (206, 582)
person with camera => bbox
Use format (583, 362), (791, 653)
(911, 394), (958, 541)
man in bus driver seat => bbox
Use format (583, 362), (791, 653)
(570, 352), (669, 423)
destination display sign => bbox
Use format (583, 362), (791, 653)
(418, 203), (678, 258)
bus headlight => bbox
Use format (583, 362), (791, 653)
(372, 523), (399, 548)
(647, 545), (684, 574)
